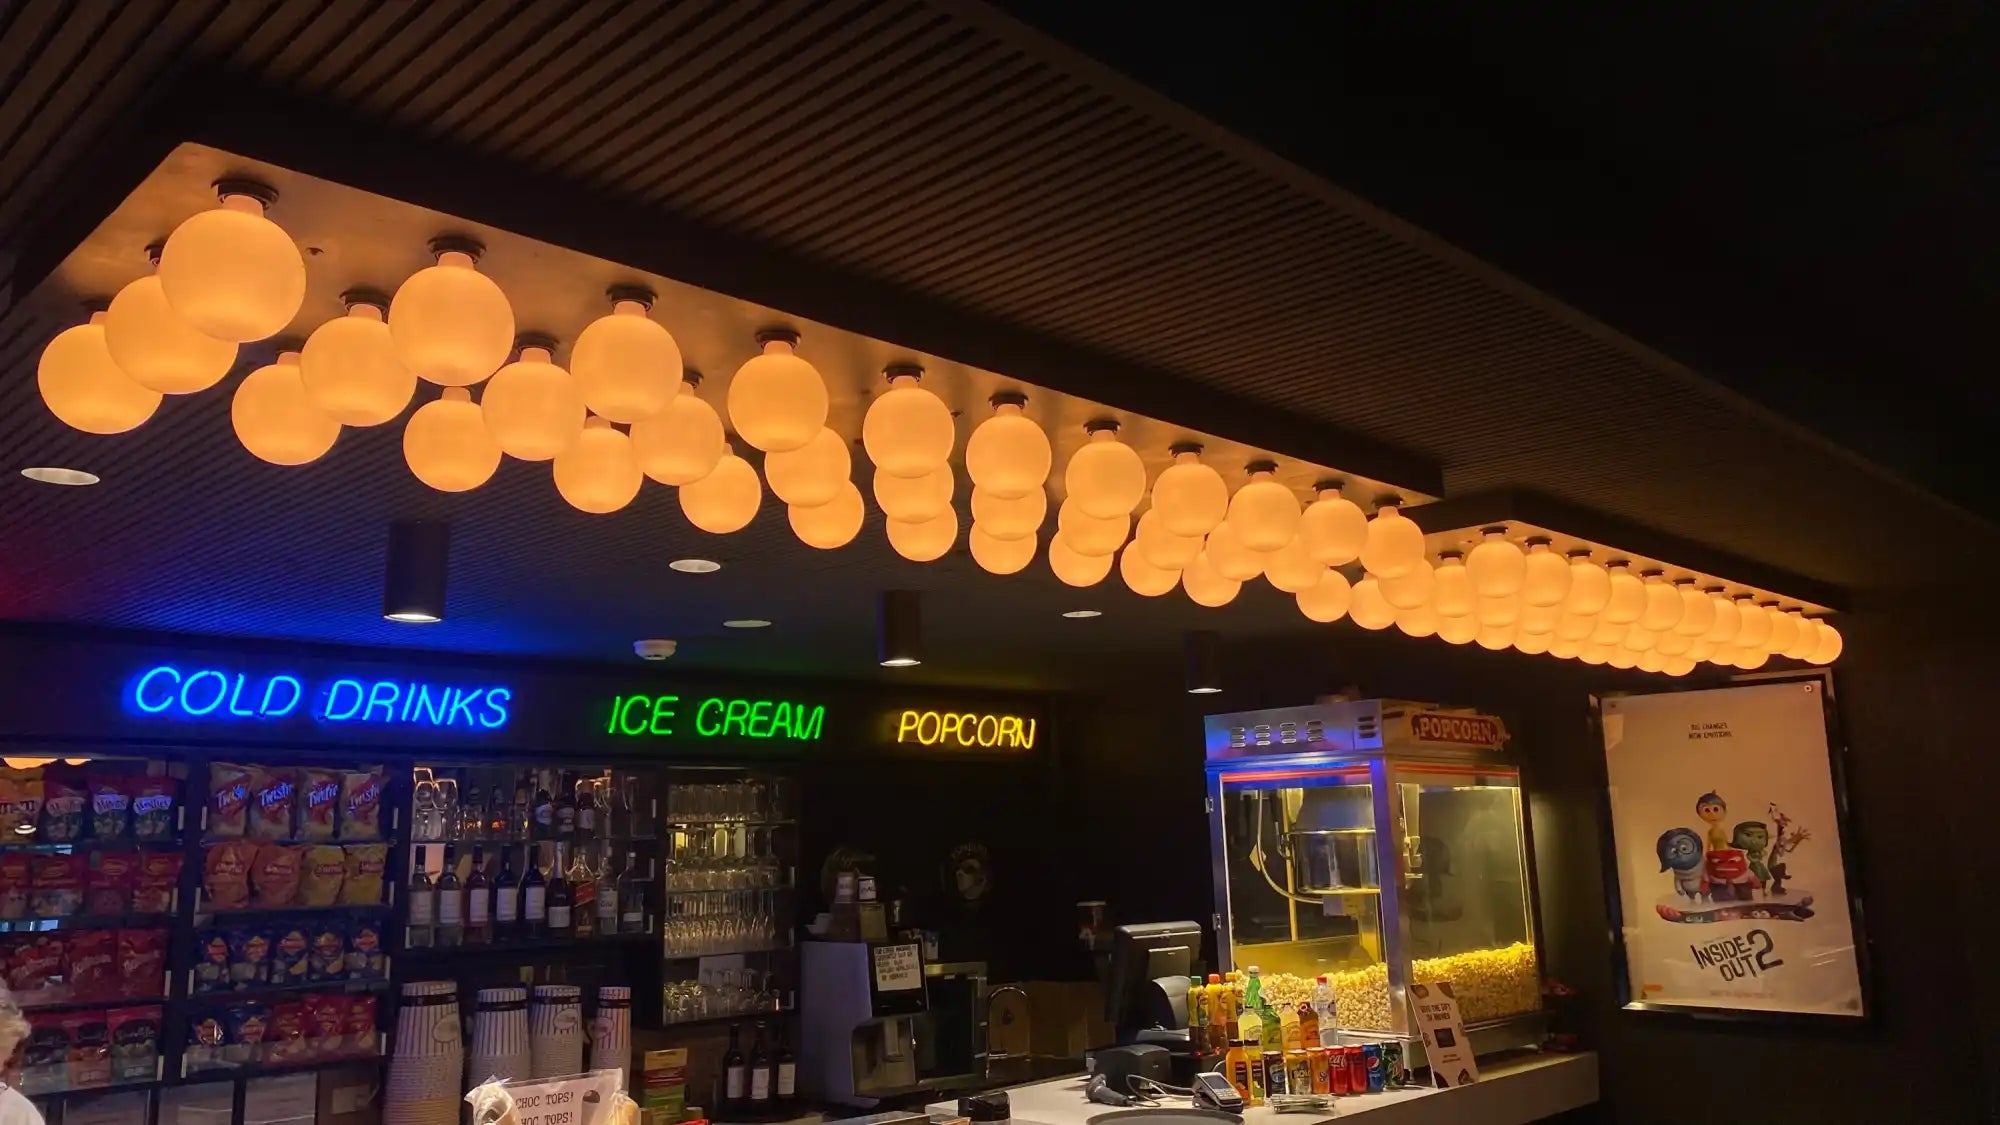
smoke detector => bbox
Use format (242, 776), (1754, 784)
(633, 639), (677, 661)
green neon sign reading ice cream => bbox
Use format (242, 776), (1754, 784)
(605, 693), (825, 741)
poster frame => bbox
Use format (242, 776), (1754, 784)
(1591, 668), (1873, 1025)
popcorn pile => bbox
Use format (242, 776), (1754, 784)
(1411, 942), (1540, 1023)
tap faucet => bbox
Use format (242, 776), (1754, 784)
(985, 985), (1029, 1070)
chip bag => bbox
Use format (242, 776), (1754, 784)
(208, 763), (252, 839)
(88, 776), (131, 841)
(86, 851), (138, 916)
(131, 851), (183, 915)
(341, 844), (387, 906)
(338, 768), (386, 841)
(248, 767), (295, 841)
(129, 777), (178, 842)
(203, 842), (254, 911)
(296, 768), (341, 841)
(39, 780), (87, 843)
(32, 855), (83, 918)
(65, 930), (116, 1001)
(251, 843), (303, 909)
(298, 845), (346, 907)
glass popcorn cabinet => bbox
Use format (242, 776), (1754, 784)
(1204, 699), (1546, 1062)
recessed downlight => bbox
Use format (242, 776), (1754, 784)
(21, 466), (99, 486)
(1061, 609), (1102, 619)
(669, 558), (722, 574)
(723, 619), (771, 629)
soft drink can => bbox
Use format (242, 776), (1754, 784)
(1288, 1050), (1311, 1095)
(1308, 1047), (1331, 1094)
(1329, 1045), (1351, 1094)
(1262, 1051), (1288, 1096)
(1345, 1045), (1366, 1092)
(1379, 1042), (1404, 1089)
(1363, 1044), (1384, 1092)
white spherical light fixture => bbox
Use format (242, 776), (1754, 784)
(1520, 539), (1572, 607)
(1592, 619), (1630, 647)
(1602, 562), (1646, 624)
(1517, 602), (1561, 636)
(1556, 612), (1597, 642)
(1348, 578), (1396, 631)
(1780, 612), (1821, 661)
(1732, 595), (1772, 650)
(1513, 629), (1552, 655)
(232, 350), (339, 466)
(679, 450), (762, 534)
(1295, 569), (1352, 623)
(1476, 624), (1515, 652)
(863, 365), (954, 479)
(552, 415), (641, 514)
(1655, 632), (1692, 656)
(103, 261), (237, 395)
(631, 374), (725, 486)
(1621, 626), (1658, 653)
(726, 329), (826, 453)
(764, 426), (852, 508)
(1119, 545), (1180, 596)
(570, 289), (681, 424)
(887, 507), (958, 562)
(1431, 551), (1475, 618)
(1564, 552), (1611, 615)
(1476, 594), (1521, 628)
(1063, 422), (1146, 519)
(1135, 510), (1203, 570)
(1437, 614), (1479, 645)
(1760, 603), (1799, 656)
(403, 386), (499, 492)
(1708, 643), (1743, 667)
(1733, 646), (1770, 671)
(969, 525), (1037, 574)
(1149, 445), (1228, 538)
(156, 182), (305, 343)
(1663, 655), (1696, 677)
(1636, 649), (1666, 673)
(1048, 532), (1113, 587)
(1057, 498), (1130, 557)
(1299, 483), (1367, 565)
(1673, 579), (1716, 638)
(1203, 520), (1268, 581)
(1608, 647), (1639, 670)
(789, 480), (865, 550)
(1807, 620), (1843, 665)
(1466, 528), (1525, 598)
(1638, 571), (1683, 633)
(970, 485), (1046, 541)
(964, 393), (1050, 499)
(1687, 639), (1715, 662)
(1181, 549), (1241, 607)
(389, 239), (515, 387)
(874, 462), (953, 522)
(300, 294), (413, 426)
(38, 311), (161, 434)
(1359, 501), (1424, 578)
(1702, 588), (1742, 644)
(481, 339), (585, 461)
(1226, 462), (1300, 552)
(1396, 603), (1440, 639)
(1380, 558), (1434, 610)
(1578, 643), (1610, 666)
(1262, 536), (1324, 594)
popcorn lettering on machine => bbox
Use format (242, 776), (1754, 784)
(1203, 699), (1545, 1067)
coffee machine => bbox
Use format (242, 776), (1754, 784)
(800, 939), (944, 1107)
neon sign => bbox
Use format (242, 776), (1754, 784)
(605, 694), (824, 741)
(128, 665), (511, 730)
(894, 710), (1036, 750)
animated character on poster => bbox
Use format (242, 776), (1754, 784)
(1656, 795), (1817, 924)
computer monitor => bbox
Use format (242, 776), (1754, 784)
(1106, 920), (1202, 1039)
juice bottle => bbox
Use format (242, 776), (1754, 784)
(1238, 967), (1265, 1051)
(1204, 974), (1229, 1050)
(1188, 977), (1209, 1054)
(1296, 996), (1319, 1054)
(1280, 1003), (1302, 1052)
(1225, 1039), (1252, 1103)
(1259, 1001), (1283, 1057)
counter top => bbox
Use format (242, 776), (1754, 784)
(926, 1051), (1597, 1125)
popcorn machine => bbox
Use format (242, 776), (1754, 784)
(1203, 700), (1545, 1061)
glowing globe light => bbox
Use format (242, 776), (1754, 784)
(1262, 536), (1325, 594)
(1757, 603), (1798, 656)
(1299, 484), (1368, 565)
(1685, 639), (1715, 662)
(1514, 630), (1553, 655)
(1655, 632), (1692, 656)
(1780, 612), (1821, 661)
(679, 451), (762, 533)
(874, 462), (953, 522)
(1348, 577), (1396, 631)
(232, 350), (339, 466)
(1202, 520), (1266, 581)
(789, 481), (865, 549)
(1437, 613), (1479, 645)
(1732, 595), (1771, 650)
(1359, 502), (1424, 578)
(1638, 571), (1683, 633)
(104, 270), (237, 395)
(863, 367), (955, 479)
(1135, 510), (1203, 570)
(1064, 424), (1147, 519)
(1149, 446), (1228, 538)
(403, 386), (499, 492)
(1708, 643), (1742, 666)
(1563, 552), (1611, 615)
(631, 376), (725, 486)
(1556, 612), (1597, 642)
(1119, 544), (1180, 596)
(1607, 648), (1639, 670)
(970, 485), (1046, 541)
(1227, 464), (1300, 552)
(1517, 603), (1561, 636)
(887, 507), (958, 563)
(1379, 557), (1434, 610)
(1807, 620), (1843, 665)
(1466, 528), (1525, 598)
(727, 331), (827, 453)
(1476, 594), (1521, 628)
(1732, 647), (1770, 671)
(1183, 550), (1242, 607)
(1396, 603), (1439, 639)
(764, 426), (851, 508)
(570, 292), (680, 424)
(1673, 579), (1716, 637)
(1602, 562), (1646, 624)
(965, 395), (1050, 499)
(481, 342), (584, 461)
(551, 415), (641, 514)
(1295, 569), (1352, 623)
(156, 185), (305, 343)
(1578, 644), (1610, 666)
(1637, 649), (1666, 673)
(1049, 532), (1113, 587)
(1475, 624), (1515, 652)
(1621, 626), (1657, 653)
(1548, 636), (1583, 659)
(389, 243), (514, 386)
(299, 297), (412, 427)
(1663, 655), (1696, 677)
(1431, 552), (1475, 618)
(1056, 498), (1130, 557)
(969, 525), (1037, 574)
(1591, 619), (1630, 646)
(1702, 588), (1741, 644)
(1520, 540), (1572, 607)
(38, 312), (161, 434)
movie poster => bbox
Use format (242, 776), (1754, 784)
(1601, 680), (1865, 1018)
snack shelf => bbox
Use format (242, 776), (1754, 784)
(0, 839), (182, 853)
(22, 1072), (166, 1101)
(182, 977), (393, 1003)
(0, 911), (173, 932)
(19, 994), (172, 1013)
(392, 930), (658, 959)
(200, 836), (396, 848)
(177, 1053), (382, 1085)
(194, 901), (392, 923)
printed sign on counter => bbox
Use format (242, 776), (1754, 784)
(491, 1069), (624, 1125)
(1408, 982), (1479, 1088)
(872, 942), (923, 993)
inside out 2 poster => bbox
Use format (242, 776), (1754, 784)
(1601, 680), (1865, 1017)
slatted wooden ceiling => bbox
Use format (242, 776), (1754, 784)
(0, 0), (1989, 679)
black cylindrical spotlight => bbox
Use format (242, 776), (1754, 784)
(383, 520), (450, 623)
(1185, 629), (1223, 694)
(878, 590), (922, 667)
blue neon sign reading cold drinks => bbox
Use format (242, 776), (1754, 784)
(127, 664), (511, 730)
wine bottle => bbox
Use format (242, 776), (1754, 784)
(465, 845), (492, 945)
(555, 771), (577, 839)
(595, 842), (619, 934)
(748, 1021), (773, 1110)
(569, 842), (596, 939)
(722, 1024), (747, 1115)
(775, 1024), (797, 1110)
(532, 772), (554, 840)
(575, 774), (597, 840)
(510, 773), (532, 842)
(406, 849), (435, 949)
(523, 847), (548, 939)
(494, 847), (521, 944)
(547, 843), (573, 937)
(436, 843), (463, 947)
(618, 850), (647, 934)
